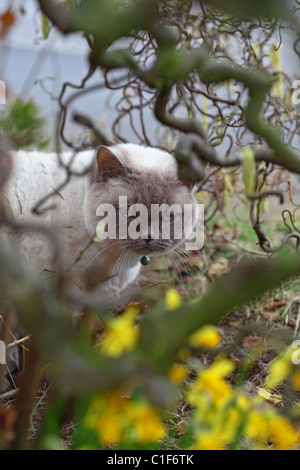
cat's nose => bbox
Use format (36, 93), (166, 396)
(140, 231), (153, 244)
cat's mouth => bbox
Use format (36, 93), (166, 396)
(132, 241), (172, 255)
(121, 237), (174, 255)
(134, 246), (155, 255)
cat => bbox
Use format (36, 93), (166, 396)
(2, 143), (198, 297)
(0, 143), (198, 390)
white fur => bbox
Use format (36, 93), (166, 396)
(110, 143), (178, 174)
(1, 145), (178, 301)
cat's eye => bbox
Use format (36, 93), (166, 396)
(162, 212), (175, 221)
(119, 207), (130, 218)
(120, 207), (139, 219)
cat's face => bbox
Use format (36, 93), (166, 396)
(84, 145), (197, 257)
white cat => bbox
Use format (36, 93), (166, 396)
(2, 144), (198, 302)
(0, 143), (199, 390)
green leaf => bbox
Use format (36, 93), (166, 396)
(0, 97), (49, 149)
(242, 147), (255, 198)
(204, 0), (290, 20)
(41, 13), (51, 39)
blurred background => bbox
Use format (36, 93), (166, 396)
(0, 0), (141, 146)
(1, 0), (299, 150)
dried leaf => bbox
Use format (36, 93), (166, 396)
(262, 300), (286, 311)
(257, 387), (283, 406)
(0, 10), (15, 37)
(208, 258), (229, 277)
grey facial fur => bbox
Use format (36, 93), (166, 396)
(84, 146), (197, 257)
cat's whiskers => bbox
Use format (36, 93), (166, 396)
(175, 245), (201, 261)
(113, 249), (127, 276)
(173, 248), (194, 274)
(171, 241), (199, 278)
(174, 245), (198, 261)
(82, 240), (121, 274)
(114, 251), (126, 275)
(173, 246), (206, 276)
(170, 247), (201, 280)
(170, 254), (185, 284)
(162, 254), (172, 281)
(119, 249), (132, 276)
(172, 253), (192, 280)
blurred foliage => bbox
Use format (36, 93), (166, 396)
(203, 0), (291, 20)
(0, 97), (49, 149)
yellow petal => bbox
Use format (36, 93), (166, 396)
(189, 325), (221, 350)
(168, 363), (188, 384)
(165, 288), (182, 311)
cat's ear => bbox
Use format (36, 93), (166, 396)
(96, 146), (125, 181)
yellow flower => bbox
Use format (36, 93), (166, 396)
(85, 391), (130, 445)
(268, 417), (300, 450)
(131, 404), (165, 444)
(85, 390), (164, 446)
(245, 410), (268, 440)
(168, 363), (188, 384)
(264, 349), (293, 389)
(99, 306), (140, 357)
(165, 288), (182, 311)
(189, 359), (235, 405)
(215, 407), (242, 443)
(208, 358), (236, 378)
(189, 325), (221, 350)
(214, 395), (251, 444)
(97, 413), (123, 445)
(188, 390), (211, 419)
(193, 432), (226, 450)
(235, 394), (250, 412)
